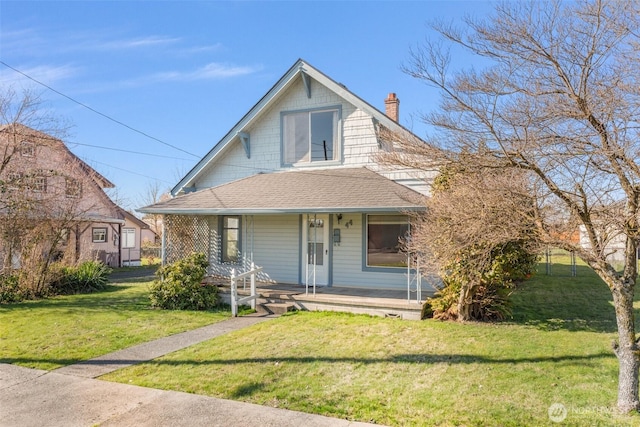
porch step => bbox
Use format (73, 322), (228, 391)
(258, 302), (295, 315)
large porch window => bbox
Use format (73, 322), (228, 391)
(366, 215), (409, 268)
(221, 216), (241, 263)
(282, 107), (340, 164)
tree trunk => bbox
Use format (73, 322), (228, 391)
(457, 281), (476, 321)
(611, 282), (640, 413)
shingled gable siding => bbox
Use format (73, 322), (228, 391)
(196, 77), (379, 190)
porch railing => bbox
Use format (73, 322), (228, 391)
(230, 262), (264, 317)
(407, 252), (423, 304)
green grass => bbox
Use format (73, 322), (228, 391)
(100, 266), (640, 426)
(0, 280), (229, 370)
(3, 263), (640, 425)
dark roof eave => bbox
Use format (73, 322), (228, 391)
(136, 206), (426, 215)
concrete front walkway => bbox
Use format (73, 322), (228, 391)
(0, 315), (384, 427)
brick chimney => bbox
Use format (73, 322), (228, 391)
(384, 93), (400, 122)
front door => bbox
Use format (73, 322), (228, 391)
(303, 214), (329, 286)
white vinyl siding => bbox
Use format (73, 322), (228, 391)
(206, 215), (299, 284)
(251, 215), (299, 283)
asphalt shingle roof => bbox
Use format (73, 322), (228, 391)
(139, 167), (426, 215)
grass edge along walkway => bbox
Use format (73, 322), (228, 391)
(53, 314), (275, 378)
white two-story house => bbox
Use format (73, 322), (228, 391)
(139, 59), (433, 296)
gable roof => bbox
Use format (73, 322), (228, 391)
(122, 209), (150, 229)
(0, 123), (124, 222)
(0, 123), (115, 188)
(171, 58), (410, 196)
(140, 167), (426, 215)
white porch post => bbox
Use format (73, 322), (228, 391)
(250, 261), (256, 310)
(230, 268), (237, 317)
(313, 213), (317, 296)
(305, 214), (309, 296)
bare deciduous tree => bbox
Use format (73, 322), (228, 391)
(404, 165), (538, 321)
(384, 0), (640, 413)
(0, 88), (105, 297)
(139, 180), (169, 241)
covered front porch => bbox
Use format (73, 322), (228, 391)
(140, 168), (433, 317)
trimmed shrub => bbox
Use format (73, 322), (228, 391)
(52, 260), (112, 294)
(425, 241), (538, 321)
(149, 252), (219, 310)
(0, 273), (22, 303)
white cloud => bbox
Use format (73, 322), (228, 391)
(180, 43), (225, 55)
(147, 62), (262, 83)
(2, 64), (80, 86)
(93, 35), (182, 51)
(0, 28), (49, 56)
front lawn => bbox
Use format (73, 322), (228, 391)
(0, 280), (228, 370)
(101, 266), (640, 426)
(2, 263), (640, 425)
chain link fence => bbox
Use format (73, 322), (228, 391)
(541, 247), (579, 277)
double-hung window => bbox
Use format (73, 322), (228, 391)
(282, 107), (340, 164)
(31, 175), (47, 193)
(365, 215), (409, 268)
(21, 141), (35, 157)
(7, 172), (23, 190)
(122, 228), (135, 248)
(65, 177), (82, 198)
(221, 216), (241, 263)
(92, 227), (107, 243)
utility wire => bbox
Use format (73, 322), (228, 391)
(0, 60), (200, 158)
(84, 157), (175, 185)
(69, 141), (194, 161)
(0, 62), (430, 188)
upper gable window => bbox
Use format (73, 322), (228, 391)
(21, 141), (35, 157)
(65, 177), (82, 198)
(282, 107), (340, 165)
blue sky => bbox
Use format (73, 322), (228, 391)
(0, 1), (489, 211)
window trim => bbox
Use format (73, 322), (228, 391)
(361, 214), (409, 273)
(65, 177), (82, 198)
(31, 174), (47, 193)
(220, 215), (241, 264)
(92, 227), (108, 243)
(280, 105), (342, 167)
(20, 141), (35, 157)
(6, 172), (23, 190)
(122, 228), (136, 249)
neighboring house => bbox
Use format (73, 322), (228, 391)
(120, 210), (156, 266)
(139, 59), (433, 292)
(578, 225), (628, 265)
(0, 124), (131, 268)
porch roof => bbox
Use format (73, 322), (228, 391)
(138, 167), (426, 215)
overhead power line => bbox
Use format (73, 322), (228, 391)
(84, 157), (175, 185)
(0, 60), (200, 158)
(69, 141), (194, 161)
